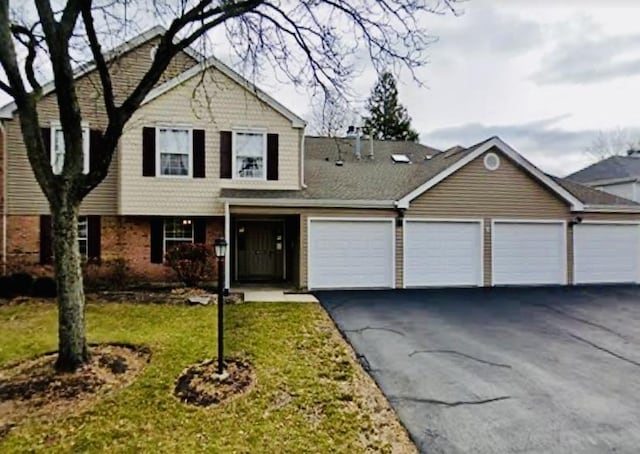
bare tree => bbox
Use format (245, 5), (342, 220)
(0, 0), (460, 372)
(586, 128), (640, 161)
(308, 90), (353, 137)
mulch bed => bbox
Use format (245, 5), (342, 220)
(0, 343), (151, 439)
(174, 358), (255, 407)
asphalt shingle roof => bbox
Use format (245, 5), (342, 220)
(553, 177), (640, 207)
(567, 156), (640, 183)
(221, 136), (640, 209)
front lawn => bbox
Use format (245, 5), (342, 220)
(0, 301), (414, 453)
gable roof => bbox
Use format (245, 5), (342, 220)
(141, 55), (306, 128)
(395, 136), (585, 210)
(222, 135), (640, 211)
(567, 155), (640, 185)
(0, 26), (192, 119)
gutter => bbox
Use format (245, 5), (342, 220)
(221, 197), (396, 209)
(580, 205), (640, 213)
(583, 177), (639, 187)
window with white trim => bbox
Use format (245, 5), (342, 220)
(77, 216), (88, 257)
(163, 218), (194, 254)
(233, 130), (266, 179)
(157, 128), (192, 176)
(51, 127), (89, 175)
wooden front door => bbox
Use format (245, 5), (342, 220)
(236, 220), (284, 281)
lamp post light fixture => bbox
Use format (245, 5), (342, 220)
(213, 238), (227, 376)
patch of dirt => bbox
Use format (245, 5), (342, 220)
(87, 290), (244, 305)
(0, 343), (150, 437)
(174, 358), (255, 407)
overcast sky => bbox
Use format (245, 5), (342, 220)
(267, 0), (640, 177)
(295, 0), (640, 177)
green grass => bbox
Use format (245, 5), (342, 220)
(0, 301), (405, 453)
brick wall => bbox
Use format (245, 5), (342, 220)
(4, 215), (224, 282)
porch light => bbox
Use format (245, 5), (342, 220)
(214, 238), (227, 258)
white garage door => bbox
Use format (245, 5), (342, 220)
(308, 219), (394, 289)
(574, 223), (640, 284)
(404, 221), (482, 287)
(493, 222), (566, 285)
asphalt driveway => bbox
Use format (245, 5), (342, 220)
(317, 286), (640, 454)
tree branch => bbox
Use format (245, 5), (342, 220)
(80, 1), (115, 118)
(10, 23), (42, 97)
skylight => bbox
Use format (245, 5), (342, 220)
(391, 154), (411, 163)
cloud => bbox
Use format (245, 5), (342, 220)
(432, 5), (543, 58)
(533, 34), (640, 84)
(420, 115), (640, 176)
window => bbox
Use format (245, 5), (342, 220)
(158, 127), (192, 176)
(233, 131), (266, 179)
(163, 218), (194, 253)
(77, 216), (88, 257)
(51, 126), (89, 175)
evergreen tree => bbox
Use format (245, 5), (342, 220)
(363, 72), (420, 142)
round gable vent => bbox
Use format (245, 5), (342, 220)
(484, 152), (500, 171)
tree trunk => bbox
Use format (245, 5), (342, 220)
(52, 200), (89, 372)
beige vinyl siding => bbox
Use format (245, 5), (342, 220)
(407, 149), (572, 286)
(6, 40), (196, 215)
(119, 67), (302, 216)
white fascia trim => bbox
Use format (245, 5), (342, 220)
(581, 205), (640, 213)
(141, 56), (307, 129)
(396, 137), (585, 211)
(222, 198), (395, 208)
(0, 26), (170, 119)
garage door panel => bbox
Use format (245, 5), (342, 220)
(404, 221), (482, 287)
(574, 224), (639, 284)
(493, 222), (565, 286)
(309, 220), (393, 289)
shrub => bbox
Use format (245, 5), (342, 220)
(83, 257), (133, 291)
(10, 272), (34, 296)
(165, 243), (214, 287)
(32, 276), (57, 298)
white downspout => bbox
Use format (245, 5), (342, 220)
(1, 120), (7, 275)
(224, 201), (230, 289)
(300, 129), (307, 188)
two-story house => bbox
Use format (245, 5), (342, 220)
(3, 27), (640, 290)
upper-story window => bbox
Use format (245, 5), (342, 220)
(233, 130), (266, 180)
(157, 127), (192, 177)
(51, 126), (89, 175)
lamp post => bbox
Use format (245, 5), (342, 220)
(214, 238), (227, 375)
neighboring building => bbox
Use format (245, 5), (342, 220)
(2, 27), (640, 289)
(567, 150), (640, 202)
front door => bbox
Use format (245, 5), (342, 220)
(236, 220), (284, 281)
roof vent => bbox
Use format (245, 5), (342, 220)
(391, 154), (411, 164)
(425, 155), (433, 160)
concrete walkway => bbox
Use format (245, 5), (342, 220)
(237, 289), (318, 303)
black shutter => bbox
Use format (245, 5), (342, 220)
(193, 129), (205, 178)
(267, 133), (279, 181)
(89, 129), (104, 173)
(142, 127), (156, 177)
(219, 131), (232, 179)
(194, 218), (207, 244)
(41, 128), (51, 156)
(150, 218), (164, 263)
(87, 216), (101, 261)
(39, 215), (52, 264)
